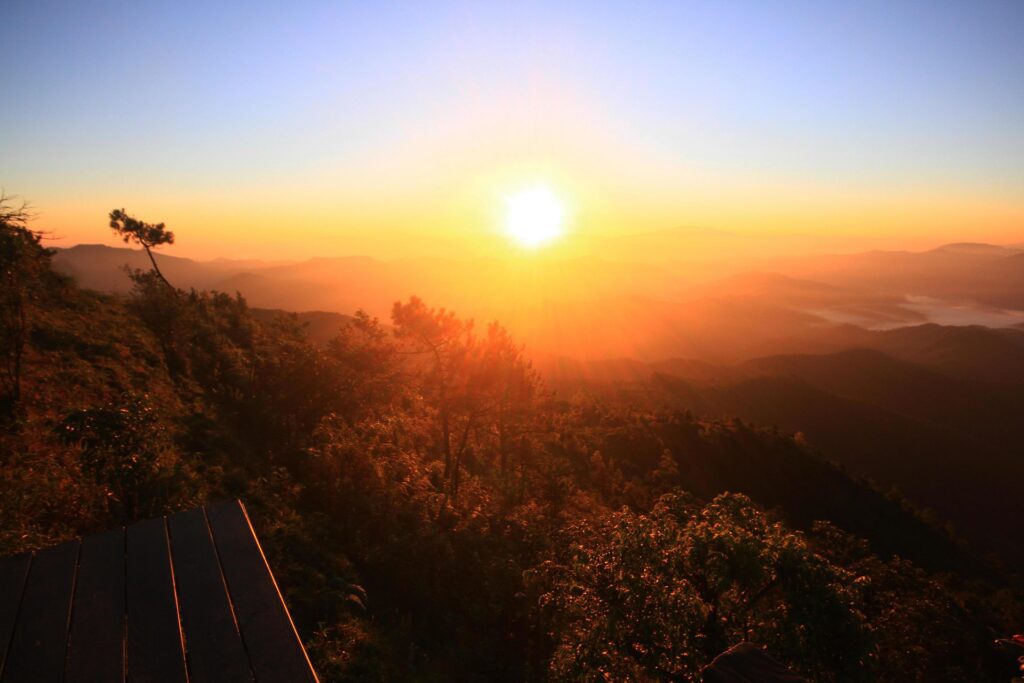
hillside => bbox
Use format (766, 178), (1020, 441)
(5, 233), (1021, 680)
(739, 349), (1024, 445)
(21, 256), (982, 572)
(545, 347), (1024, 561)
(867, 323), (1024, 383)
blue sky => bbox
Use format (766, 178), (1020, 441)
(2, 0), (1022, 257)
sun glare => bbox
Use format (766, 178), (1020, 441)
(503, 186), (565, 248)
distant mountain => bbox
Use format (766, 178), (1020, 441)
(545, 346), (1024, 560)
(786, 242), (1024, 310)
(927, 242), (1019, 257)
(51, 244), (257, 294)
(51, 245), (689, 321)
(867, 323), (1024, 383)
(53, 242), (1024, 370)
(680, 373), (1021, 558)
(738, 348), (1024, 449)
(695, 271), (926, 327)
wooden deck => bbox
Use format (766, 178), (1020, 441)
(0, 500), (318, 682)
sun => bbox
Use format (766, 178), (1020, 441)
(503, 186), (565, 248)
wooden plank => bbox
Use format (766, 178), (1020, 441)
(206, 501), (318, 683)
(66, 527), (126, 683)
(167, 508), (252, 683)
(0, 553), (32, 678)
(126, 517), (187, 683)
(1, 539), (80, 683)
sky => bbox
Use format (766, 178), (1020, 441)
(2, 0), (1022, 260)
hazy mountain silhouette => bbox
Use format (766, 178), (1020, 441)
(543, 346), (1024, 559)
(52, 244), (260, 293)
(787, 242), (1024, 310)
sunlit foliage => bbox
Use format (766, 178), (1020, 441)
(533, 492), (872, 681)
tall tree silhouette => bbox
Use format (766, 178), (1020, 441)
(392, 296), (472, 513)
(109, 208), (175, 288)
(391, 297), (543, 514)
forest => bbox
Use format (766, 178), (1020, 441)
(2, 202), (1023, 681)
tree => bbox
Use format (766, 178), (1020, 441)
(325, 310), (403, 421)
(391, 297), (475, 512)
(109, 208), (175, 288)
(391, 297), (543, 514)
(125, 269), (189, 376)
(532, 492), (873, 681)
(0, 193), (51, 408)
(473, 321), (544, 503)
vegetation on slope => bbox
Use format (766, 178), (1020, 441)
(1, 204), (1021, 681)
